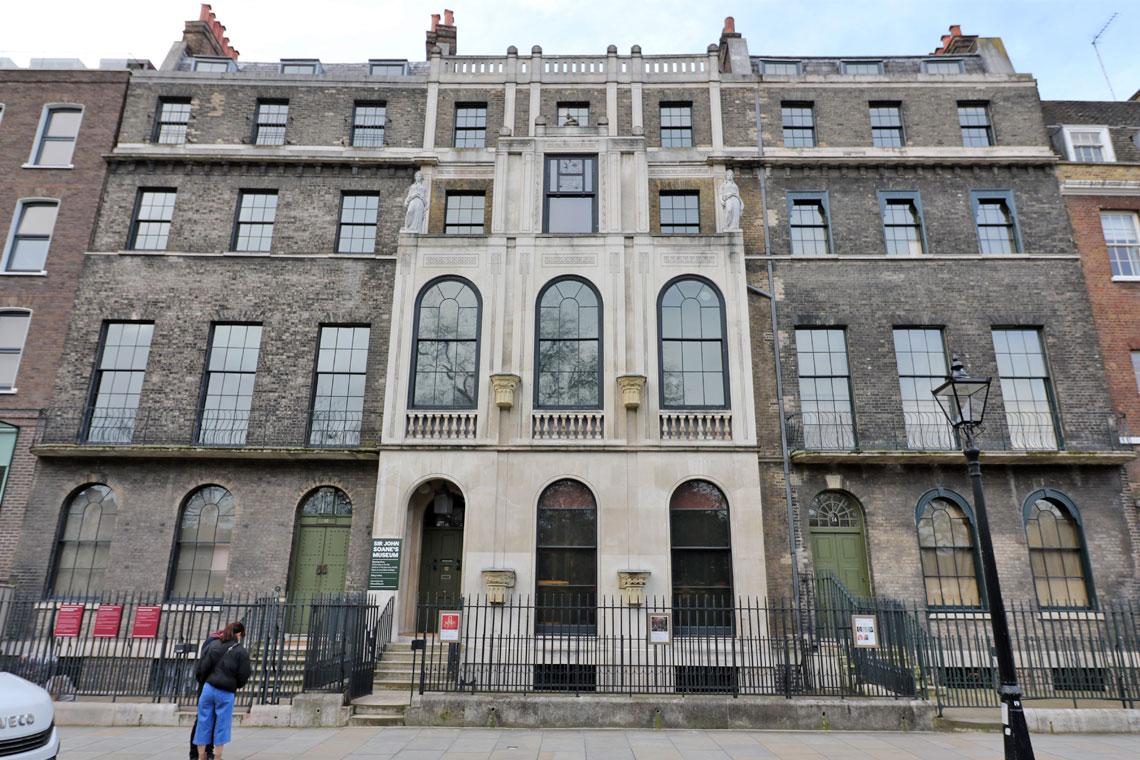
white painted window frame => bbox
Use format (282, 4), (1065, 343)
(1, 197), (59, 275)
(0, 308), (32, 393)
(1059, 125), (1115, 163)
(24, 103), (84, 169)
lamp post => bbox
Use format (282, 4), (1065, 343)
(932, 354), (1035, 760)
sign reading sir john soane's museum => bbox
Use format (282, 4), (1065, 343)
(369, 538), (402, 590)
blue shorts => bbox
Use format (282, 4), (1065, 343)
(194, 683), (235, 746)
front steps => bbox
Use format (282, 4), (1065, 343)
(348, 639), (415, 726)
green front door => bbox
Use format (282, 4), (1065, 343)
(288, 512), (352, 632)
(811, 529), (871, 598)
(417, 527), (463, 633)
(808, 491), (872, 598)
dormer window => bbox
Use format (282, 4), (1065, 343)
(842, 60), (883, 75)
(369, 60), (409, 76)
(192, 57), (234, 73)
(280, 59), (321, 75)
(924, 59), (964, 74)
(1058, 126), (1115, 163)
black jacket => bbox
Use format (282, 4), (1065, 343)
(196, 637), (252, 693)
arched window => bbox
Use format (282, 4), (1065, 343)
(1023, 490), (1093, 609)
(536, 479), (597, 630)
(410, 278), (480, 408)
(658, 277), (728, 408)
(915, 489), (983, 608)
(51, 484), (117, 597)
(169, 485), (235, 598)
(535, 278), (601, 408)
(671, 480), (733, 632)
(300, 486), (353, 516)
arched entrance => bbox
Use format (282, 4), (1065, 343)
(413, 480), (465, 632)
(808, 491), (871, 597)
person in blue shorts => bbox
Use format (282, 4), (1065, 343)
(194, 622), (251, 760)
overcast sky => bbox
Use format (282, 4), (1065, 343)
(3, 1), (1136, 101)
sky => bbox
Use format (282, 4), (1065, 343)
(3, 0), (1137, 101)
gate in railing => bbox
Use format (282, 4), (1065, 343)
(0, 592), (393, 707)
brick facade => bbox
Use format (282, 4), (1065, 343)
(0, 70), (129, 584)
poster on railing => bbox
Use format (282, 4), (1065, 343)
(647, 611), (672, 645)
(54, 604), (85, 636)
(93, 604), (123, 637)
(131, 605), (162, 638)
(368, 538), (402, 590)
(852, 614), (879, 648)
(439, 610), (461, 642)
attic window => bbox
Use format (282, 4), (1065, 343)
(280, 60), (321, 75)
(761, 60), (801, 76)
(841, 61), (883, 75)
(924, 59), (964, 74)
(370, 60), (409, 76)
(1060, 126), (1115, 163)
(193, 57), (233, 73)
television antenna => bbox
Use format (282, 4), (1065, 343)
(1091, 13), (1119, 100)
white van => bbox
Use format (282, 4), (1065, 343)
(0, 674), (58, 760)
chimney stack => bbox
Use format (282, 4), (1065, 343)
(426, 10), (457, 58)
(180, 3), (239, 60)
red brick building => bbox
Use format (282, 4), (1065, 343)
(1043, 101), (1140, 504)
(0, 66), (133, 585)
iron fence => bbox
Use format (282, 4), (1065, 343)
(0, 591), (393, 708)
(411, 579), (1140, 710)
(410, 583), (930, 699)
(33, 407), (382, 449)
(785, 410), (1127, 453)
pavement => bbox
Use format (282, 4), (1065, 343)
(57, 725), (1140, 759)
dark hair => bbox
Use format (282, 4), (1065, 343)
(219, 621), (245, 643)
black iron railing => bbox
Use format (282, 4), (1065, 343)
(411, 579), (1140, 709)
(786, 410), (1128, 453)
(411, 585), (929, 698)
(0, 591), (393, 708)
(33, 407), (382, 449)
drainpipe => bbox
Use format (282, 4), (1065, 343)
(752, 87), (801, 596)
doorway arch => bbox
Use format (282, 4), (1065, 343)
(808, 490), (871, 597)
(409, 479), (466, 633)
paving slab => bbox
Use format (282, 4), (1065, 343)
(56, 726), (1140, 760)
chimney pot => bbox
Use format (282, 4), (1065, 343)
(444, 9), (454, 25)
(723, 16), (735, 35)
(949, 24), (962, 36)
(431, 13), (440, 31)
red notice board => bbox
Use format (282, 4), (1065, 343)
(53, 604), (85, 637)
(131, 605), (162, 638)
(92, 605), (123, 638)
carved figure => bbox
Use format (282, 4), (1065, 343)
(401, 171), (428, 233)
(720, 169), (743, 231)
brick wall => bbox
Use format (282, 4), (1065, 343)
(759, 84), (1047, 148)
(118, 79), (427, 149)
(92, 162), (414, 256)
(434, 87), (505, 149)
(13, 456), (378, 594)
(427, 178), (495, 234)
(764, 164), (1071, 255)
(640, 86), (713, 148)
(0, 70), (129, 584)
(647, 178), (714, 233)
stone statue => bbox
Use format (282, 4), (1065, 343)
(401, 171), (428, 233)
(720, 169), (743, 232)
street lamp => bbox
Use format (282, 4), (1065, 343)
(932, 354), (1035, 760)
